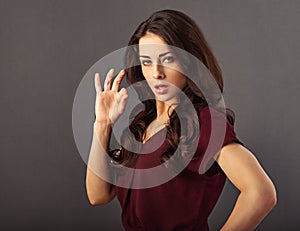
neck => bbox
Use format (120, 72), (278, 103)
(155, 99), (178, 122)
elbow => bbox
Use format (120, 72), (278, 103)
(87, 193), (113, 206)
(266, 184), (277, 210)
(87, 196), (103, 206)
(241, 180), (277, 215)
(86, 187), (115, 206)
(85, 180), (116, 206)
(88, 198), (106, 206)
(251, 182), (277, 212)
(262, 180), (277, 210)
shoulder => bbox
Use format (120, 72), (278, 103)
(197, 105), (245, 167)
(198, 105), (226, 119)
(197, 105), (229, 128)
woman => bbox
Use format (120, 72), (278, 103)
(86, 9), (277, 231)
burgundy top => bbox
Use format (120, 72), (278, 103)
(115, 106), (244, 231)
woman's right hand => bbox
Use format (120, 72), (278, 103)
(94, 69), (128, 125)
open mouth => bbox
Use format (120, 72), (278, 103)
(154, 84), (169, 94)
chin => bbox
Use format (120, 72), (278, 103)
(155, 95), (179, 105)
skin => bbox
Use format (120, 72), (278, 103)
(86, 69), (127, 205)
(139, 32), (188, 141)
(139, 33), (187, 108)
(217, 143), (277, 230)
(85, 32), (277, 230)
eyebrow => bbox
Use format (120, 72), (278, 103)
(139, 51), (172, 59)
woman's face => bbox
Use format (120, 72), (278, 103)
(138, 32), (187, 105)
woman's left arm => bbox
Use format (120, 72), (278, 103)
(216, 143), (277, 231)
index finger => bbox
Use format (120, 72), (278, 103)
(111, 69), (126, 91)
(94, 73), (102, 93)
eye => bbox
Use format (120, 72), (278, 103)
(162, 56), (174, 63)
(141, 59), (152, 66)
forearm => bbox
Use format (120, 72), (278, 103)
(86, 122), (116, 205)
(220, 188), (277, 231)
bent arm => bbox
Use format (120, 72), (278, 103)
(86, 121), (116, 205)
(216, 143), (277, 231)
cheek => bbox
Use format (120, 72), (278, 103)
(178, 76), (187, 86)
(141, 66), (150, 79)
(171, 74), (187, 89)
(182, 78), (187, 88)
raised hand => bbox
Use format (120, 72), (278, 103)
(94, 69), (128, 125)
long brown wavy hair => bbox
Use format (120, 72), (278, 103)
(110, 9), (235, 169)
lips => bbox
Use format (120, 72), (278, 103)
(154, 84), (169, 94)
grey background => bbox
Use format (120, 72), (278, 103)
(1, 0), (299, 230)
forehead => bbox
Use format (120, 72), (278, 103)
(139, 32), (171, 56)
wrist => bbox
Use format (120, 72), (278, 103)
(94, 119), (112, 126)
(94, 120), (112, 131)
(93, 121), (112, 145)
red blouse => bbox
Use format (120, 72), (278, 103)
(115, 106), (244, 231)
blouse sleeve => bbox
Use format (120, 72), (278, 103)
(186, 106), (245, 175)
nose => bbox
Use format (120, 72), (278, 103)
(152, 63), (165, 79)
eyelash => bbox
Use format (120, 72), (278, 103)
(141, 60), (152, 66)
(141, 56), (175, 66)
